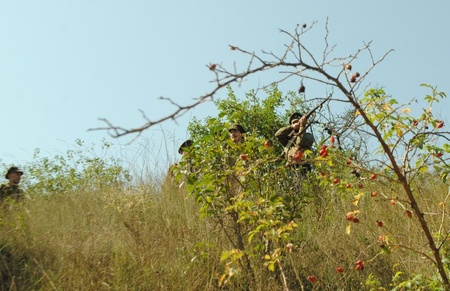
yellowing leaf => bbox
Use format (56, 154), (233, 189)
(353, 193), (363, 206)
(401, 108), (412, 114)
(219, 274), (226, 287)
(346, 224), (351, 235)
(382, 103), (393, 111)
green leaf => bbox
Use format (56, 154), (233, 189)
(389, 98), (398, 105)
(220, 251), (232, 262)
(418, 166), (428, 174)
(267, 262), (275, 272)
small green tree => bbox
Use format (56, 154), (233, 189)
(23, 139), (131, 195)
(176, 86), (333, 289)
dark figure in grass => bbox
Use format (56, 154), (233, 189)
(0, 166), (25, 201)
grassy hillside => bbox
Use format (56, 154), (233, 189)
(1, 172), (448, 290)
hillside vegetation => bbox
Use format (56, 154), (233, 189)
(0, 171), (448, 290)
(2, 85), (450, 290)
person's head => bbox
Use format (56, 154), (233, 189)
(229, 124), (246, 143)
(178, 139), (193, 155)
(5, 166), (23, 185)
(289, 112), (303, 125)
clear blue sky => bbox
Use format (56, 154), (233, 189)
(1, 1), (449, 177)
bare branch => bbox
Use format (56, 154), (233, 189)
(90, 22), (393, 142)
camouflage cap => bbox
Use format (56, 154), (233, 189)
(289, 112), (303, 124)
(178, 139), (193, 155)
(229, 124), (246, 133)
(5, 166), (24, 179)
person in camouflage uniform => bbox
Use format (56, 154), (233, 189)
(225, 124), (246, 197)
(0, 166), (25, 201)
(275, 112), (315, 172)
(228, 123), (245, 144)
(226, 124), (246, 166)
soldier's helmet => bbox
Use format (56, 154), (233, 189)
(5, 166), (24, 179)
(289, 112), (303, 124)
(228, 124), (246, 134)
(178, 140), (194, 155)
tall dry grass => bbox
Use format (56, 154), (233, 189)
(0, 173), (448, 290)
(1, 177), (216, 290)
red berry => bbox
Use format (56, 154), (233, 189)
(337, 267), (344, 273)
(355, 260), (365, 270)
(264, 140), (271, 148)
(230, 45), (236, 50)
(377, 220), (383, 227)
(352, 217), (360, 223)
(412, 120), (418, 126)
(320, 171), (326, 177)
(390, 199), (396, 205)
(358, 184), (364, 189)
(346, 213), (354, 221)
(437, 121), (444, 129)
(406, 210), (412, 217)
(209, 64), (217, 71)
(346, 183), (352, 189)
(240, 154), (248, 160)
(308, 275), (317, 283)
(436, 152), (443, 158)
(370, 173), (377, 180)
(346, 158), (353, 165)
(371, 191), (378, 197)
(293, 151), (303, 162)
(333, 178), (340, 184)
(330, 136), (336, 144)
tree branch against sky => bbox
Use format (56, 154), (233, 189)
(0, 1), (449, 167)
(90, 21), (393, 139)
